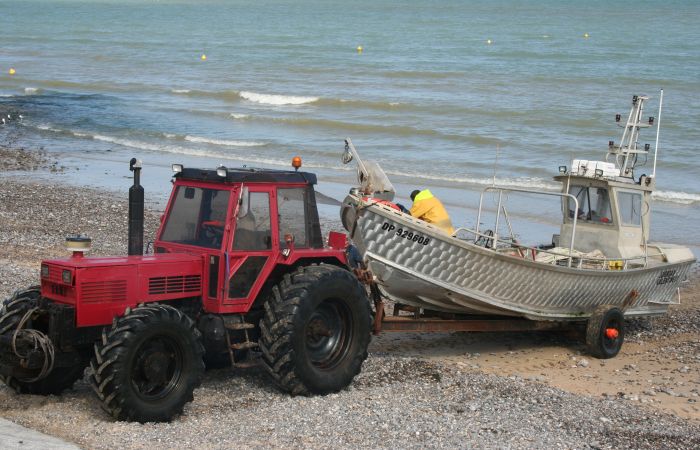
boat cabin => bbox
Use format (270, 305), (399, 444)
(554, 167), (654, 260)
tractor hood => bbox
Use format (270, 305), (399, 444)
(40, 253), (204, 327)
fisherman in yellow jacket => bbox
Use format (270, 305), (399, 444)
(409, 189), (455, 235)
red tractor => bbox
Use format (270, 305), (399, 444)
(0, 158), (371, 422)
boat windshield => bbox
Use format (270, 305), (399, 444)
(567, 185), (613, 224)
(160, 186), (231, 249)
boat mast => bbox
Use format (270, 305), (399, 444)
(606, 94), (655, 179)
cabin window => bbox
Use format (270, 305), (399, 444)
(277, 188), (308, 248)
(617, 191), (642, 226)
(233, 192), (272, 250)
(160, 187), (230, 249)
(567, 185), (613, 224)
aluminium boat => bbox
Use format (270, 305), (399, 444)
(340, 93), (695, 325)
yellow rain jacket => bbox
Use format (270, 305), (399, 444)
(409, 190), (454, 235)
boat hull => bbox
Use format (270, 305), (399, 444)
(342, 196), (694, 321)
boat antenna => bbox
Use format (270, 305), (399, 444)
(651, 89), (664, 178)
(491, 143), (500, 186)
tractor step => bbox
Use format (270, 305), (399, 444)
(233, 359), (260, 369)
(224, 322), (256, 331)
(231, 341), (259, 351)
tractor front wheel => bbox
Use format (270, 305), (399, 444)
(259, 265), (371, 395)
(0, 287), (86, 395)
(89, 304), (204, 422)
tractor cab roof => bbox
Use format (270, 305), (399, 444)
(174, 167), (317, 185)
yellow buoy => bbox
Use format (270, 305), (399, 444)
(356, 45), (363, 54)
(486, 39), (492, 45)
(8, 68), (16, 75)
(583, 33), (590, 38)
(201, 54), (207, 61)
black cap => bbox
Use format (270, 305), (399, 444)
(410, 190), (421, 201)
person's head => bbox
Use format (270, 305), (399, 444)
(410, 189), (421, 201)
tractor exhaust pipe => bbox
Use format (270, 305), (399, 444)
(128, 158), (144, 256)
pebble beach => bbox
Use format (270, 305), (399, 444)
(1, 145), (698, 449)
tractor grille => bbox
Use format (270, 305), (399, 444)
(80, 280), (128, 303)
(148, 275), (201, 295)
(51, 284), (68, 297)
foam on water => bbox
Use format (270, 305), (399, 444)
(653, 190), (700, 205)
(229, 113), (250, 119)
(239, 91), (319, 106)
(184, 135), (265, 147)
(23, 88), (39, 94)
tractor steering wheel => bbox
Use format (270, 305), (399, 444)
(201, 220), (224, 246)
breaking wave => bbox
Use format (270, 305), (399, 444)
(239, 91), (319, 106)
(653, 190), (700, 205)
(184, 135), (265, 147)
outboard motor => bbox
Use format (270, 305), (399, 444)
(128, 158), (144, 256)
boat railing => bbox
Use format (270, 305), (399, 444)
(452, 226), (662, 270)
(475, 186), (579, 268)
(470, 186), (661, 270)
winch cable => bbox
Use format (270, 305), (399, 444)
(10, 307), (55, 382)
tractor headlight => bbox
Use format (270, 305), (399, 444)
(41, 264), (49, 278)
(62, 269), (72, 285)
(216, 165), (227, 177)
(172, 164), (183, 173)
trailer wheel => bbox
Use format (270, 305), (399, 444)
(585, 305), (624, 359)
(259, 264), (371, 395)
(1, 287), (86, 395)
(89, 304), (204, 422)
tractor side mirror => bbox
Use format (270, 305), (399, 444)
(238, 187), (249, 218)
(184, 187), (195, 199)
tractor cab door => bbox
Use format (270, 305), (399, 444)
(225, 186), (277, 310)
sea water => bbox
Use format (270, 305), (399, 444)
(1, 0), (699, 253)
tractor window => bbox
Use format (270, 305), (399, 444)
(160, 187), (230, 249)
(233, 192), (271, 250)
(618, 191), (642, 226)
(277, 188), (308, 248)
(566, 185), (613, 224)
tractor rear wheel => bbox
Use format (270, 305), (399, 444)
(585, 305), (625, 359)
(0, 287), (86, 395)
(89, 304), (205, 422)
(259, 264), (371, 395)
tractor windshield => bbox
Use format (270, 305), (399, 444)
(160, 186), (231, 249)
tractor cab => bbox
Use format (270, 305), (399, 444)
(153, 164), (346, 314)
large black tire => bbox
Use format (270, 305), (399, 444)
(88, 304), (205, 422)
(0, 287), (86, 395)
(0, 286), (41, 335)
(259, 264), (371, 395)
(586, 305), (625, 359)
